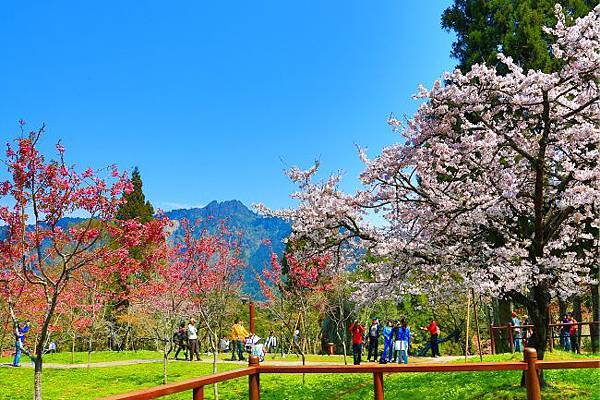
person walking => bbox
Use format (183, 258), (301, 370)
(265, 331), (278, 353)
(379, 320), (394, 364)
(187, 318), (201, 361)
(568, 313), (579, 354)
(394, 318), (411, 364)
(367, 317), (380, 362)
(420, 318), (440, 358)
(12, 321), (30, 367)
(511, 312), (522, 352)
(231, 319), (249, 361)
(173, 322), (188, 360)
(349, 320), (365, 365)
(560, 314), (571, 351)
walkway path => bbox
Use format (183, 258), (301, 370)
(1, 355), (464, 369)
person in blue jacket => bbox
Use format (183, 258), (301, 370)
(379, 320), (394, 364)
(13, 321), (30, 367)
(394, 318), (411, 364)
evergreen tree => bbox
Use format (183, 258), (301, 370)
(116, 167), (154, 223)
(441, 0), (597, 73)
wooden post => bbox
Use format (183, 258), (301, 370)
(549, 325), (554, 352)
(465, 290), (471, 362)
(508, 325), (514, 353)
(193, 387), (204, 400)
(489, 324), (496, 354)
(373, 371), (384, 400)
(249, 355), (260, 400)
(473, 290), (483, 361)
(249, 301), (255, 334)
(524, 348), (541, 400)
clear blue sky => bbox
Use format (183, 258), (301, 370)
(0, 1), (455, 211)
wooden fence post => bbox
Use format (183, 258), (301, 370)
(192, 387), (204, 400)
(373, 371), (384, 400)
(249, 355), (260, 400)
(489, 324), (495, 354)
(508, 326), (514, 353)
(524, 348), (541, 400)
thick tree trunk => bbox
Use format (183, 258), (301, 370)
(591, 283), (600, 353)
(558, 298), (567, 318)
(493, 299), (512, 353)
(520, 288), (549, 388)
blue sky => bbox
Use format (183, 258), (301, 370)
(0, 1), (455, 211)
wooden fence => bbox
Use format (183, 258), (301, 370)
(489, 321), (599, 354)
(102, 348), (599, 400)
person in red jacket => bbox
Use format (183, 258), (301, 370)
(420, 319), (441, 358)
(349, 320), (366, 365)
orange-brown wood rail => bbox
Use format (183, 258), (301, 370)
(103, 351), (600, 400)
(102, 367), (256, 400)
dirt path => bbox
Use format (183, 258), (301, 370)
(0, 355), (465, 369)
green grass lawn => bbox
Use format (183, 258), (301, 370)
(0, 351), (598, 400)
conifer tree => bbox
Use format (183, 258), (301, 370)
(116, 167), (154, 223)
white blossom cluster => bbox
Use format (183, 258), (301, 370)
(257, 5), (599, 304)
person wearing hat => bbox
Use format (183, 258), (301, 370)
(367, 317), (381, 362)
(510, 312), (522, 352)
(187, 318), (201, 361)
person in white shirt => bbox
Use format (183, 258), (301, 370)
(220, 337), (230, 352)
(265, 331), (278, 353)
(187, 318), (200, 361)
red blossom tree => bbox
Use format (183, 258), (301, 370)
(0, 124), (163, 400)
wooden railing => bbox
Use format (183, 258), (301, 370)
(103, 348), (600, 400)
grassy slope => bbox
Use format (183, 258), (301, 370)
(0, 351), (597, 400)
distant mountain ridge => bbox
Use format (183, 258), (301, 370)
(1, 200), (291, 298)
(164, 200), (291, 297)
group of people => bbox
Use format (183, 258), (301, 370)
(558, 313), (580, 353)
(172, 318), (202, 361)
(173, 318), (278, 363)
(509, 311), (580, 353)
(348, 317), (441, 365)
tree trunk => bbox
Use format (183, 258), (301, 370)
(162, 350), (168, 385)
(591, 283), (599, 353)
(212, 333), (219, 400)
(558, 297), (567, 318)
(493, 299), (512, 353)
(521, 288), (549, 387)
(87, 336), (93, 368)
(572, 295), (583, 351)
(71, 336), (75, 364)
(34, 356), (43, 400)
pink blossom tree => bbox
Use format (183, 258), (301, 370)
(259, 5), (599, 364)
(258, 243), (331, 370)
(0, 124), (161, 400)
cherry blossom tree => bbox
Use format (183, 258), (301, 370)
(175, 219), (243, 400)
(0, 124), (162, 400)
(258, 243), (331, 370)
(258, 4), (599, 365)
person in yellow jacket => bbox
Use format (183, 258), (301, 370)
(230, 319), (249, 361)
